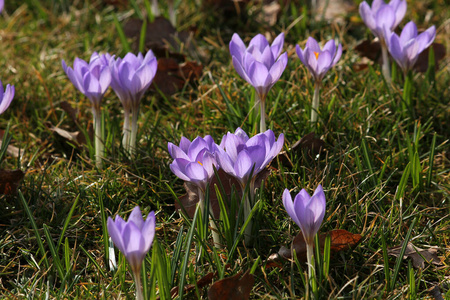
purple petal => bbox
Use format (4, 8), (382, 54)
(416, 26), (435, 53)
(247, 61), (270, 89)
(128, 206), (144, 230)
(260, 46), (275, 69)
(0, 84), (14, 115)
(229, 33), (247, 63)
(170, 159), (192, 181)
(305, 37), (321, 53)
(122, 222), (146, 266)
(400, 21), (418, 45)
(232, 56), (250, 83)
(141, 211), (156, 252)
(375, 5), (395, 32)
(269, 52), (288, 84)
(359, 2), (376, 32)
(107, 217), (126, 254)
(332, 44), (343, 66)
(322, 40), (336, 58)
(392, 0), (407, 28)
(249, 34), (269, 52)
(282, 189), (301, 228)
(316, 51), (332, 78)
(234, 150), (253, 182)
(215, 147), (235, 176)
(179, 136), (192, 153)
(270, 32), (285, 58)
(296, 45), (307, 65)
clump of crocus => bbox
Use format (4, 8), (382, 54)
(216, 128), (284, 244)
(62, 53), (111, 168)
(296, 37), (342, 123)
(359, 0), (407, 82)
(109, 51), (157, 155)
(229, 33), (288, 132)
(0, 80), (15, 115)
(283, 185), (326, 285)
(108, 206), (156, 300)
(168, 135), (221, 246)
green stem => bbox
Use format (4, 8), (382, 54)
(402, 71), (413, 107)
(306, 242), (314, 286)
(381, 41), (391, 84)
(259, 94), (266, 133)
(311, 82), (321, 123)
(243, 180), (255, 246)
(93, 107), (103, 169)
(133, 269), (144, 300)
(123, 109), (131, 154)
(130, 106), (139, 155)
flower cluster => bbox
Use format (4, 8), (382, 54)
(62, 51), (158, 166)
(359, 0), (435, 79)
(230, 33), (342, 125)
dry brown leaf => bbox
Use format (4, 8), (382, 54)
(167, 272), (216, 299)
(388, 242), (442, 269)
(207, 270), (254, 300)
(0, 169), (25, 195)
(151, 58), (203, 95)
(276, 229), (362, 262)
(276, 132), (326, 168)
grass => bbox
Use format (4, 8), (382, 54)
(0, 0), (449, 299)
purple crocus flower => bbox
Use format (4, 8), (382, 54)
(230, 33), (288, 132)
(385, 21), (436, 74)
(296, 37), (342, 123)
(282, 185), (326, 245)
(62, 52), (111, 112)
(0, 80), (14, 115)
(216, 128), (284, 187)
(108, 206), (155, 300)
(109, 51), (158, 153)
(108, 206), (155, 274)
(359, 0), (407, 42)
(168, 135), (219, 192)
(282, 185), (326, 283)
(230, 33), (288, 99)
(110, 51), (157, 113)
(62, 52), (111, 168)
(0, 0), (4, 13)
(296, 37), (342, 82)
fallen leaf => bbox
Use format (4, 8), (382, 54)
(276, 229), (362, 262)
(428, 285), (444, 300)
(123, 17), (193, 57)
(207, 270), (254, 300)
(388, 242), (442, 269)
(167, 272), (216, 299)
(151, 58), (203, 95)
(51, 127), (85, 147)
(276, 132), (326, 168)
(0, 169), (25, 195)
(60, 101), (79, 124)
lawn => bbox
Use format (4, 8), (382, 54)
(0, 0), (449, 299)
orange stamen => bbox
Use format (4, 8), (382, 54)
(197, 161), (203, 166)
(314, 52), (319, 60)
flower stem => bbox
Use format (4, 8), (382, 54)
(93, 107), (103, 169)
(199, 188), (221, 248)
(306, 242), (315, 286)
(311, 82), (321, 123)
(259, 94), (266, 133)
(243, 181), (255, 246)
(122, 109), (131, 154)
(381, 42), (391, 84)
(133, 270), (144, 300)
(130, 107), (139, 155)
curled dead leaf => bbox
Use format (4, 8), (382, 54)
(0, 169), (25, 195)
(207, 270), (254, 300)
(387, 242), (442, 269)
(276, 229), (362, 262)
